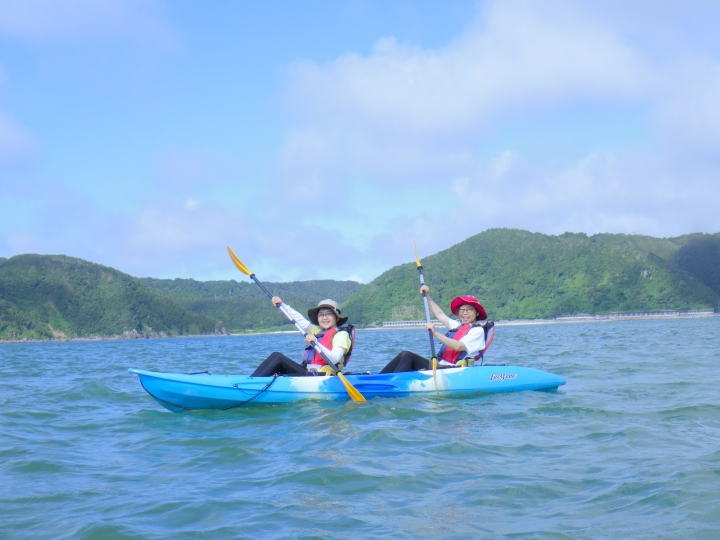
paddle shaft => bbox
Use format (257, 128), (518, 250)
(226, 246), (364, 401)
(249, 274), (339, 374)
(416, 265), (437, 359)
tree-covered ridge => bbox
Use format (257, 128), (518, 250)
(0, 255), (221, 340)
(1, 230), (718, 339)
(341, 229), (720, 325)
(673, 234), (720, 296)
(139, 278), (362, 333)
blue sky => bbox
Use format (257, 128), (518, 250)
(1, 1), (719, 283)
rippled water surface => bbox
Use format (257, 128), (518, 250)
(2, 319), (720, 539)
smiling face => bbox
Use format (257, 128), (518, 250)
(457, 305), (478, 325)
(317, 308), (338, 330)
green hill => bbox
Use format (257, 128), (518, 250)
(139, 278), (362, 333)
(0, 255), (221, 340)
(673, 234), (720, 296)
(2, 230), (718, 339)
(341, 229), (720, 324)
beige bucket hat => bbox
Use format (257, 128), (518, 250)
(307, 299), (348, 326)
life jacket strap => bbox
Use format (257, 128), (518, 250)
(302, 325), (354, 369)
(438, 321), (495, 365)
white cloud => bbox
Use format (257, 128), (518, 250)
(0, 113), (38, 164)
(153, 146), (246, 192)
(0, 0), (175, 47)
(5, 1), (720, 284)
(283, 1), (648, 178)
(653, 59), (720, 155)
(4, 229), (40, 254)
(276, 0), (720, 253)
(124, 203), (234, 252)
(438, 144), (720, 239)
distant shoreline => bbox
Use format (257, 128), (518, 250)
(2, 310), (717, 344)
(496, 310), (717, 327)
(0, 332), (233, 345)
(215, 309), (720, 335)
(377, 309), (717, 330)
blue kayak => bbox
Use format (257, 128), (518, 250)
(129, 365), (566, 411)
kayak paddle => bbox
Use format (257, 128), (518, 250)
(414, 242), (438, 395)
(227, 246), (366, 403)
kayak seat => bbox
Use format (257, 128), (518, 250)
(318, 365), (335, 376)
(473, 321), (495, 366)
(341, 324), (357, 366)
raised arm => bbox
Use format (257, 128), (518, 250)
(272, 296), (312, 335)
(420, 285), (452, 328)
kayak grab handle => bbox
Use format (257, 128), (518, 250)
(353, 384), (400, 392)
(354, 373), (433, 381)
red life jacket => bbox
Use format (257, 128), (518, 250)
(438, 323), (487, 364)
(303, 327), (355, 366)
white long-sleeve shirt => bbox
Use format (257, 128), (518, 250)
(278, 303), (349, 368)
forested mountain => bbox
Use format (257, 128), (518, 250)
(673, 234), (720, 296)
(0, 255), (221, 340)
(139, 278), (362, 333)
(1, 230), (718, 340)
(341, 229), (720, 324)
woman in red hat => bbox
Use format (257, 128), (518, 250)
(380, 286), (488, 373)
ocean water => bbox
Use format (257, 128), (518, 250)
(1, 318), (719, 539)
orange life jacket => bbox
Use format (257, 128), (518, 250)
(438, 323), (480, 364)
(437, 321), (495, 364)
(301, 325), (356, 368)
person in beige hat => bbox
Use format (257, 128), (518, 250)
(251, 297), (353, 377)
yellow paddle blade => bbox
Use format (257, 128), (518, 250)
(227, 246), (253, 276)
(413, 240), (422, 268)
(338, 372), (367, 403)
(432, 357), (438, 396)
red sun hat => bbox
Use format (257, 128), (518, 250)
(450, 295), (487, 321)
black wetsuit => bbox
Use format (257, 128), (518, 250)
(380, 350), (430, 373)
(251, 352), (309, 377)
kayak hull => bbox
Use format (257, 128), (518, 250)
(129, 366), (566, 411)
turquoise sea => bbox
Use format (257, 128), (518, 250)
(1, 318), (719, 539)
